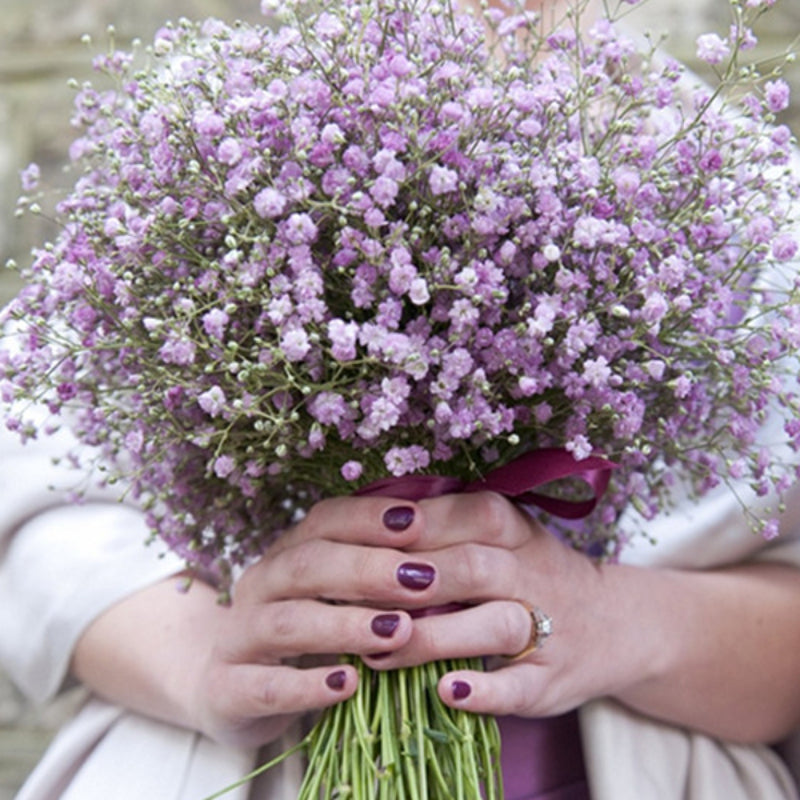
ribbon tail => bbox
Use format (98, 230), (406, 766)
(464, 448), (616, 520)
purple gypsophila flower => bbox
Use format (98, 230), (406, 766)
(19, 163), (41, 193)
(696, 33), (730, 65)
(764, 79), (791, 113)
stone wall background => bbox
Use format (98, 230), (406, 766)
(0, 0), (798, 797)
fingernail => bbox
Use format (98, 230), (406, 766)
(452, 680), (472, 701)
(383, 506), (415, 532)
(326, 670), (347, 690)
(371, 613), (401, 638)
(396, 562), (435, 590)
(367, 651), (392, 660)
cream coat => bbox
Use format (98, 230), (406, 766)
(1, 424), (800, 800)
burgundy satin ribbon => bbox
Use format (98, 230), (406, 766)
(355, 447), (616, 519)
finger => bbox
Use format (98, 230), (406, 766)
(412, 491), (540, 552)
(255, 536), (530, 610)
(413, 532), (579, 608)
(239, 538), (442, 607)
(227, 599), (413, 660)
(207, 662), (359, 733)
(269, 496), (423, 555)
(435, 663), (566, 718)
(362, 600), (534, 669)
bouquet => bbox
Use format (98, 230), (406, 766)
(3, 0), (800, 796)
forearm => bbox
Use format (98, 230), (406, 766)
(0, 501), (184, 705)
(603, 560), (800, 743)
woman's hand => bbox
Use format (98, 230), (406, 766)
(185, 498), (432, 747)
(350, 490), (621, 719)
(355, 490), (800, 744)
(70, 494), (465, 749)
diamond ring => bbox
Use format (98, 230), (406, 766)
(507, 601), (553, 660)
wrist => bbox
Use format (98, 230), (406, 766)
(588, 562), (674, 700)
(72, 573), (225, 732)
(159, 577), (232, 735)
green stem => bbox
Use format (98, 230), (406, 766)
(398, 667), (421, 800)
(201, 737), (309, 800)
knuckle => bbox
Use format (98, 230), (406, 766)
(258, 672), (284, 712)
(456, 543), (495, 590)
(453, 543), (518, 597)
(283, 539), (326, 584)
(470, 491), (513, 541)
(497, 607), (528, 655)
(352, 547), (391, 597)
(508, 670), (536, 715)
(506, 691), (528, 717)
(298, 498), (335, 534)
(268, 601), (301, 646)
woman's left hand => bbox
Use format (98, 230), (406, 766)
(357, 490), (631, 719)
(363, 489), (800, 745)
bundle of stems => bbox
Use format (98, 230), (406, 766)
(205, 658), (503, 800)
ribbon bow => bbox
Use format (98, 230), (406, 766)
(356, 447), (616, 520)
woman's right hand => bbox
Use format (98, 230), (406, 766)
(189, 498), (435, 747)
(71, 495), (427, 749)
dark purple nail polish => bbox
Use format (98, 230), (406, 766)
(371, 613), (401, 638)
(326, 670), (347, 690)
(367, 651), (392, 660)
(383, 506), (415, 532)
(396, 562), (435, 590)
(452, 680), (472, 701)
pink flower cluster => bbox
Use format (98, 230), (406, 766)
(2, 0), (799, 576)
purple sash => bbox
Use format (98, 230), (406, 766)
(498, 714), (590, 800)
